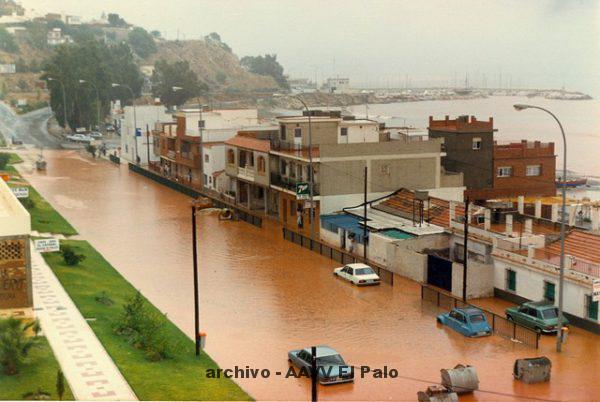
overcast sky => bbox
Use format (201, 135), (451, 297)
(20, 0), (600, 95)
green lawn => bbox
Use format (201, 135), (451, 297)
(43, 240), (252, 401)
(0, 337), (74, 401)
(1, 152), (78, 236)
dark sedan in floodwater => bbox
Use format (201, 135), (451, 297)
(288, 346), (354, 385)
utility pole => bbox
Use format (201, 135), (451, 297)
(311, 346), (318, 402)
(363, 166), (368, 261)
(191, 202), (200, 356)
(462, 197), (470, 302)
(146, 124), (151, 167)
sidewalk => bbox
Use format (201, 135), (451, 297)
(31, 246), (137, 401)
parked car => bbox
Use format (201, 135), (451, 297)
(11, 135), (23, 145)
(89, 131), (103, 139)
(437, 307), (492, 337)
(105, 123), (115, 132)
(333, 263), (380, 286)
(288, 346), (354, 385)
(506, 301), (569, 334)
(66, 134), (92, 143)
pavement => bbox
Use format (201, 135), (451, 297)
(31, 245), (137, 401)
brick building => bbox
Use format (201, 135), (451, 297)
(428, 115), (495, 193)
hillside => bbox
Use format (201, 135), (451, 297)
(143, 39), (280, 93)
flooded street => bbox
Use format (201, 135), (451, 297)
(19, 150), (600, 401)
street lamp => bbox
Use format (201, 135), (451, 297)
(191, 197), (212, 356)
(293, 95), (315, 240)
(513, 103), (567, 352)
(78, 79), (101, 131)
(112, 83), (139, 164)
(47, 77), (68, 132)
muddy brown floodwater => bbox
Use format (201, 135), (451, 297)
(20, 150), (600, 401)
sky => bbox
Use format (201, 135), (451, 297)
(19, 0), (600, 95)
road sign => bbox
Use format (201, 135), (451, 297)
(296, 182), (309, 200)
(135, 128), (142, 137)
(34, 238), (60, 253)
(593, 279), (600, 302)
(11, 187), (29, 199)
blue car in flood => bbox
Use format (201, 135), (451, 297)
(437, 307), (492, 337)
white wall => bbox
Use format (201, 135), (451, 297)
(338, 122), (379, 144)
(320, 192), (391, 214)
(183, 109), (259, 137)
(120, 105), (171, 164)
(425, 186), (465, 202)
(451, 260), (494, 299)
(0, 180), (30, 236)
(494, 259), (598, 323)
(203, 144), (226, 190)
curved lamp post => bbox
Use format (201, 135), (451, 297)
(47, 77), (68, 132)
(112, 83), (139, 164)
(78, 79), (101, 130)
(513, 103), (567, 352)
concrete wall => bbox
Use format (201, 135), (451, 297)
(338, 122), (380, 144)
(279, 120), (339, 146)
(0, 180), (30, 236)
(320, 192), (390, 214)
(494, 259), (598, 323)
(121, 105), (171, 164)
(386, 234), (449, 282)
(202, 144), (225, 190)
(451, 260), (495, 299)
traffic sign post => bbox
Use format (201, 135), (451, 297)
(296, 182), (309, 200)
(11, 187), (29, 199)
(34, 238), (60, 253)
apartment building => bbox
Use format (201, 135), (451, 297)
(224, 128), (278, 213)
(269, 111), (464, 227)
(153, 108), (263, 188)
(120, 104), (171, 165)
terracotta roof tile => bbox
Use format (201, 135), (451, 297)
(225, 136), (270, 153)
(544, 230), (600, 265)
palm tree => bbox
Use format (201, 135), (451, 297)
(0, 317), (38, 375)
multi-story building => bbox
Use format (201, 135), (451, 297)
(428, 115), (495, 196)
(224, 128), (279, 213)
(322, 77), (351, 93)
(119, 104), (171, 165)
(269, 111), (465, 227)
(46, 28), (73, 46)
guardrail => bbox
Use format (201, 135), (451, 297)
(128, 163), (262, 228)
(421, 284), (540, 349)
(282, 227), (394, 285)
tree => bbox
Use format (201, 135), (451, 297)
(107, 13), (126, 27)
(151, 60), (208, 108)
(150, 30), (161, 39)
(42, 40), (143, 129)
(0, 27), (18, 52)
(127, 27), (157, 59)
(0, 317), (37, 375)
(205, 32), (231, 52)
(240, 54), (289, 89)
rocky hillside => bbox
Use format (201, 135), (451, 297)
(143, 39), (280, 93)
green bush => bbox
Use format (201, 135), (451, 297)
(0, 153), (9, 170)
(0, 317), (37, 375)
(115, 291), (170, 361)
(19, 197), (35, 210)
(85, 144), (97, 157)
(60, 245), (86, 266)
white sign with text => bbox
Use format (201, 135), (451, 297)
(11, 187), (29, 199)
(34, 238), (60, 253)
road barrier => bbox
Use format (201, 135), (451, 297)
(421, 284), (540, 349)
(282, 227), (394, 285)
(128, 163), (262, 228)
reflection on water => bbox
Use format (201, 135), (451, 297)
(22, 150), (600, 401)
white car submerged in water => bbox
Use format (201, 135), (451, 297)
(333, 263), (380, 286)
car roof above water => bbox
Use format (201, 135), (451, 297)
(301, 345), (339, 357)
(525, 301), (556, 309)
(345, 263), (371, 269)
(455, 307), (484, 315)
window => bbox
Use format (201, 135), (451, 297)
(585, 295), (598, 320)
(497, 166), (512, 177)
(280, 124), (286, 140)
(294, 127), (302, 138)
(544, 281), (556, 303)
(281, 160), (287, 175)
(506, 269), (516, 292)
(227, 149), (235, 165)
(526, 165), (541, 176)
(203, 174), (207, 184)
(204, 154), (209, 163)
(341, 127), (348, 136)
(248, 153), (254, 167)
(472, 137), (482, 150)
(198, 120), (205, 129)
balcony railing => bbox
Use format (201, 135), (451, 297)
(270, 173), (320, 195)
(238, 166), (256, 180)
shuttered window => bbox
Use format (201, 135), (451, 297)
(506, 269), (516, 291)
(544, 281), (556, 302)
(585, 295), (598, 320)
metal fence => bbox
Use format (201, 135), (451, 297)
(129, 163), (262, 228)
(421, 284), (540, 349)
(282, 227), (395, 285)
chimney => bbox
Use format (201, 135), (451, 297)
(518, 196), (525, 214)
(484, 209), (491, 231)
(525, 218), (533, 235)
(506, 214), (513, 235)
(534, 199), (542, 219)
(445, 115), (449, 122)
(551, 203), (559, 222)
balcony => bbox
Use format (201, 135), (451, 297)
(270, 173), (320, 195)
(238, 166), (256, 181)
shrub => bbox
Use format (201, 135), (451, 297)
(60, 245), (86, 266)
(19, 197), (35, 210)
(86, 144), (97, 157)
(22, 388), (51, 400)
(95, 291), (114, 306)
(0, 153), (10, 169)
(0, 317), (37, 375)
(56, 369), (65, 400)
(115, 291), (170, 361)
